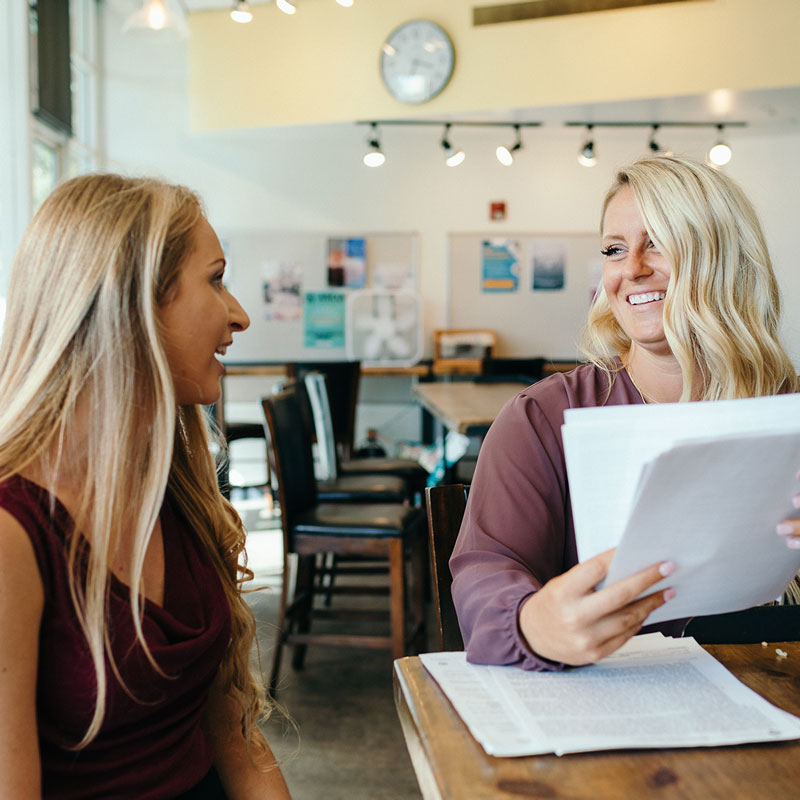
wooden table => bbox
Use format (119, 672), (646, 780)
(394, 643), (800, 800)
(412, 381), (523, 436)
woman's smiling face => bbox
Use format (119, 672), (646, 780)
(601, 185), (672, 357)
(159, 217), (250, 406)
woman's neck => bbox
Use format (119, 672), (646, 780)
(623, 346), (685, 404)
(22, 400), (90, 515)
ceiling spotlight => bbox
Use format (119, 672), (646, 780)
(441, 124), (465, 167)
(496, 125), (522, 166)
(121, 0), (189, 40)
(577, 125), (597, 167)
(708, 124), (732, 166)
(363, 123), (385, 167)
(336, 0), (355, 6)
(230, 0), (253, 23)
(276, 0), (297, 14)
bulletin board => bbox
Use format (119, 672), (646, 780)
(221, 231), (418, 362)
(447, 232), (601, 359)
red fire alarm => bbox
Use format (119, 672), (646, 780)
(490, 201), (506, 221)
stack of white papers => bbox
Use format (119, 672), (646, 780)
(561, 393), (800, 624)
(420, 635), (800, 756)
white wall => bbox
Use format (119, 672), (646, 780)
(101, 8), (800, 369)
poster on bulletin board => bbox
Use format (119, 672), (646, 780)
(262, 261), (303, 321)
(481, 239), (520, 292)
(304, 291), (346, 348)
(531, 238), (567, 291)
(327, 237), (367, 288)
(218, 231), (418, 362)
(448, 231), (598, 358)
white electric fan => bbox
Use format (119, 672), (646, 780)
(345, 290), (423, 367)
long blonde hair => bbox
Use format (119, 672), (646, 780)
(0, 174), (270, 752)
(581, 155), (797, 400)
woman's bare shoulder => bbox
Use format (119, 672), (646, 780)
(0, 507), (44, 799)
(0, 506), (44, 605)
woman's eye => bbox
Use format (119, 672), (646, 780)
(212, 272), (225, 286)
(600, 246), (623, 257)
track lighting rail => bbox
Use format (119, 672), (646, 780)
(356, 120), (746, 168)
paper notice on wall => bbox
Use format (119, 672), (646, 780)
(304, 291), (346, 348)
(262, 261), (303, 321)
(481, 239), (520, 292)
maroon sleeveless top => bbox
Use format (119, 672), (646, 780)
(0, 475), (232, 799)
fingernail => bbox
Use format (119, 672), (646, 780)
(659, 561), (676, 577)
(663, 588), (676, 601)
(788, 538), (800, 550)
(777, 522), (794, 535)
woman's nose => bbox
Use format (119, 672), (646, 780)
(623, 249), (654, 280)
(228, 292), (250, 332)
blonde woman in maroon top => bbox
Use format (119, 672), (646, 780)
(451, 155), (799, 671)
(0, 175), (290, 798)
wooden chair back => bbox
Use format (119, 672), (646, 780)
(261, 388), (319, 540)
(286, 361), (361, 459)
(425, 484), (468, 651)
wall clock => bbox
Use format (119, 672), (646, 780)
(380, 20), (455, 104)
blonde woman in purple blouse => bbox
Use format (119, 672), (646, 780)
(451, 155), (799, 671)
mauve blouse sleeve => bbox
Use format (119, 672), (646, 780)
(450, 389), (571, 671)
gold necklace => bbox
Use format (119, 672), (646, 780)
(624, 365), (655, 405)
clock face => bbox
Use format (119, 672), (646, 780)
(380, 20), (455, 104)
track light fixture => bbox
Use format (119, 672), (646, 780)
(355, 120), (741, 169)
(567, 121), (744, 167)
(648, 124), (661, 154)
(228, 0), (353, 24)
(578, 125), (597, 167)
(708, 124), (732, 166)
(230, 0), (253, 23)
(363, 123), (385, 168)
(356, 120), (541, 169)
(441, 124), (466, 167)
(276, 0), (297, 15)
(496, 125), (522, 166)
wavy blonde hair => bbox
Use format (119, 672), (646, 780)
(581, 155), (797, 400)
(0, 174), (270, 753)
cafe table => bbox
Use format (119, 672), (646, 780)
(394, 642), (800, 800)
(412, 381), (523, 481)
(412, 381), (523, 437)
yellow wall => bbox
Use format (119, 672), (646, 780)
(188, 0), (800, 131)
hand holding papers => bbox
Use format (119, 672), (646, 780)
(419, 635), (800, 757)
(562, 393), (800, 625)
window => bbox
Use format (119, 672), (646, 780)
(28, 0), (101, 212)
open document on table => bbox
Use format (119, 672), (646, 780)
(419, 634), (800, 757)
(561, 393), (800, 624)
